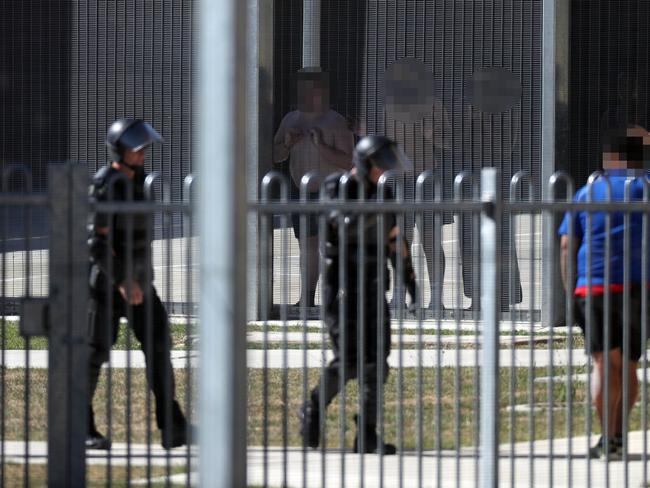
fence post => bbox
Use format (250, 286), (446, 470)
(480, 168), (501, 488)
(197, 0), (248, 485)
(47, 163), (89, 487)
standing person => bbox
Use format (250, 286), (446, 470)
(559, 126), (649, 459)
(86, 118), (192, 450)
(299, 135), (418, 454)
(273, 69), (354, 307)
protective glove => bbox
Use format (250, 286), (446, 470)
(406, 278), (419, 314)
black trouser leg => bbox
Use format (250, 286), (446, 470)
(131, 289), (186, 432)
(312, 305), (391, 426)
(360, 310), (391, 430)
(87, 291), (121, 434)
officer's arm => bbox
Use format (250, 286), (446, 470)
(88, 174), (128, 286)
(388, 225), (418, 305)
(88, 223), (127, 286)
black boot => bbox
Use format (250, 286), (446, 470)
(161, 422), (196, 449)
(353, 415), (396, 455)
(159, 401), (195, 449)
(86, 407), (111, 450)
(299, 400), (320, 449)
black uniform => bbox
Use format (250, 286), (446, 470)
(307, 171), (416, 442)
(87, 165), (186, 441)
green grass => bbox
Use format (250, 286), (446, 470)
(2, 464), (190, 488)
(0, 368), (196, 444)
(247, 366), (650, 451)
(1, 321), (195, 350)
(3, 320), (577, 350)
(4, 365), (650, 454)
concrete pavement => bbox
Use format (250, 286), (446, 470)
(0, 348), (591, 369)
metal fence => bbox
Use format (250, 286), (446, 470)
(0, 163), (197, 487)
(247, 168), (650, 488)
(3, 163), (650, 487)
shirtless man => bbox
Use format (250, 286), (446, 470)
(273, 70), (354, 306)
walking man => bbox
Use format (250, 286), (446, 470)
(86, 118), (191, 450)
(560, 126), (649, 459)
(299, 135), (418, 454)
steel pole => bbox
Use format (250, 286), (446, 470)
(197, 0), (248, 485)
(480, 168), (501, 488)
(302, 0), (321, 68)
(541, 0), (570, 327)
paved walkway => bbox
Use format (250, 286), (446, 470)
(5, 431), (650, 487)
(0, 350), (197, 369)
(246, 331), (556, 346)
(1, 348), (590, 369)
(248, 319), (571, 333)
(1, 440), (196, 467)
(247, 432), (650, 488)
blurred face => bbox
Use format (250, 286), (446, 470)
(297, 80), (329, 113)
(602, 152), (627, 169)
(122, 148), (146, 167)
(368, 166), (386, 184)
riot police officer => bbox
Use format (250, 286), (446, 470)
(299, 135), (418, 454)
(86, 118), (191, 450)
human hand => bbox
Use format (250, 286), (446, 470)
(284, 128), (304, 148)
(310, 127), (324, 146)
(118, 280), (144, 305)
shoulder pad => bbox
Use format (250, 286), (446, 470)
(323, 172), (345, 199)
(92, 165), (112, 184)
(90, 166), (122, 198)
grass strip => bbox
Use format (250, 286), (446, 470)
(3, 365), (650, 452)
(1, 322), (195, 350)
(2, 463), (190, 488)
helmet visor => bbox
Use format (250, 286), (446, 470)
(370, 143), (413, 172)
(120, 121), (163, 152)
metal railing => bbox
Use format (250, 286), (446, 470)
(246, 168), (650, 488)
(3, 164), (650, 487)
(0, 163), (197, 487)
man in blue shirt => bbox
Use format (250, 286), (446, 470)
(559, 126), (649, 459)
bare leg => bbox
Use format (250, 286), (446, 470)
(613, 359), (639, 435)
(591, 350), (623, 437)
(298, 235), (320, 306)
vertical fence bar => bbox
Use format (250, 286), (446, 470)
(377, 176), (388, 488)
(479, 167), (500, 488)
(338, 173), (350, 486)
(47, 163), (89, 487)
(357, 177), (366, 486)
(549, 171), (574, 487)
(197, 0), (248, 482)
(183, 174), (195, 486)
(299, 174), (313, 488)
(642, 178), (649, 487)
(0, 186), (5, 488)
(144, 174), (159, 482)
(623, 179), (632, 485)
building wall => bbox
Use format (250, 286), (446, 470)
(569, 0), (650, 185)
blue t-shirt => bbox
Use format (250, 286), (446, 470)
(558, 174), (649, 290)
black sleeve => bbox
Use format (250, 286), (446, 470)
(88, 169), (127, 285)
(386, 188), (416, 298)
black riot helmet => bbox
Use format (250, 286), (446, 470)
(353, 135), (413, 179)
(105, 118), (163, 163)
